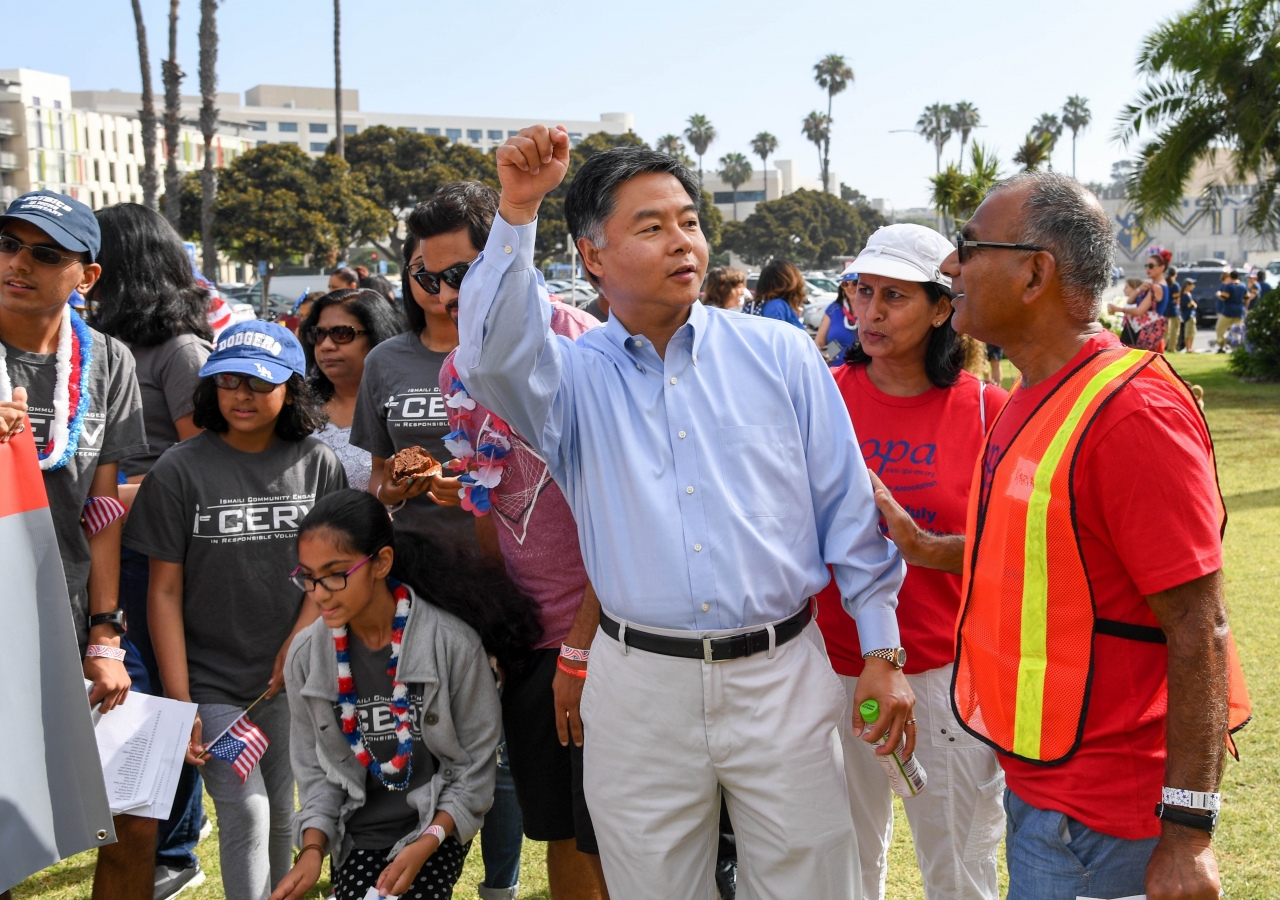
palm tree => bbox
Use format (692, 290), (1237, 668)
(955, 143), (1003, 221)
(198, 0), (219, 277)
(1061, 95), (1091, 179)
(130, 0), (159, 211)
(950, 101), (981, 171)
(813, 54), (854, 193)
(802, 111), (831, 181)
(750, 131), (777, 201)
(717, 152), (754, 221)
(1118, 1), (1280, 236)
(334, 0), (344, 159)
(684, 115), (716, 184)
(930, 164), (965, 234)
(1032, 113), (1063, 169)
(916, 103), (954, 173)
(161, 0), (184, 229)
(1013, 132), (1053, 172)
(656, 134), (693, 169)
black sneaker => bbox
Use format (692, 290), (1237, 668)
(154, 863), (206, 900)
(715, 857), (737, 900)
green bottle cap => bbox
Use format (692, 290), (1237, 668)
(859, 699), (881, 723)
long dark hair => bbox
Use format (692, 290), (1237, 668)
(843, 281), (963, 389)
(756, 259), (808, 311)
(191, 373), (328, 440)
(90, 203), (213, 347)
(300, 289), (406, 401)
(297, 490), (542, 672)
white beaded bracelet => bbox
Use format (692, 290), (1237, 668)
(1162, 787), (1221, 811)
(85, 644), (126, 662)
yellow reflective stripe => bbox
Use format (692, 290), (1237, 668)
(1012, 350), (1145, 758)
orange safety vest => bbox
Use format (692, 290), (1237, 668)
(952, 347), (1251, 764)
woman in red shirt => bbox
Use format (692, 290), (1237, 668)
(818, 224), (1008, 900)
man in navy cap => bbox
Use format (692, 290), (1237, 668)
(0, 191), (153, 899)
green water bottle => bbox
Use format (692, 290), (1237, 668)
(860, 699), (927, 798)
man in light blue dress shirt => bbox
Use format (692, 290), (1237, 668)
(457, 126), (914, 899)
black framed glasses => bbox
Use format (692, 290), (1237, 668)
(410, 259), (477, 295)
(0, 234), (83, 266)
(305, 324), (368, 345)
(289, 555), (372, 593)
(953, 232), (1046, 265)
(213, 372), (278, 393)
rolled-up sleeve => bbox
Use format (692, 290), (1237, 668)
(456, 215), (574, 471)
(792, 343), (904, 650)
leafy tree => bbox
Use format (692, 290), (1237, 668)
(721, 188), (882, 267)
(699, 190), (723, 252)
(1013, 132), (1053, 172)
(340, 126), (497, 261)
(1117, 0), (1280, 238)
(311, 154), (396, 260)
(802, 112), (831, 183)
(684, 114), (716, 184)
(717, 152), (754, 221)
(916, 103), (954, 173)
(538, 130), (648, 261)
(750, 131), (778, 200)
(950, 101), (981, 171)
(930, 165), (965, 234)
(813, 54), (854, 193)
(656, 133), (694, 169)
(129, 0), (159, 210)
(1061, 95), (1091, 178)
(933, 142), (1003, 229)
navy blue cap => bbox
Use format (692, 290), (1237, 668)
(199, 320), (305, 385)
(0, 191), (101, 262)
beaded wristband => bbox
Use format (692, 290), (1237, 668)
(1162, 787), (1221, 811)
(556, 658), (588, 679)
(85, 644), (126, 662)
(560, 643), (591, 662)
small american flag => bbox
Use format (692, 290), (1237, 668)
(206, 713), (269, 783)
(81, 496), (126, 536)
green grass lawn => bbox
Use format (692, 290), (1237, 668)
(14, 353), (1277, 900)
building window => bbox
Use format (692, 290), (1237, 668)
(113, 132), (118, 152)
(402, 126), (418, 133)
(100, 131), (106, 151)
(487, 130), (503, 140)
(93, 160), (100, 181)
(90, 192), (97, 208)
(84, 127), (90, 147)
(109, 162), (116, 183)
(310, 142), (327, 152)
(508, 130), (520, 137)
(128, 134), (135, 154)
(569, 132), (583, 146)
(446, 128), (461, 140)
(467, 129), (482, 141)
(248, 120), (267, 131)
(54, 100), (61, 109)
(256, 140), (267, 147)
(309, 123), (328, 133)
(424, 128), (441, 136)
(344, 124), (356, 134)
(278, 122), (298, 132)
(714, 190), (766, 203)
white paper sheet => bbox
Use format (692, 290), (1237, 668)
(362, 888), (399, 900)
(90, 689), (197, 817)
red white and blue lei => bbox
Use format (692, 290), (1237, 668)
(442, 376), (511, 514)
(0, 302), (93, 471)
(333, 580), (415, 790)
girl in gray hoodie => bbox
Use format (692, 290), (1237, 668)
(272, 490), (541, 900)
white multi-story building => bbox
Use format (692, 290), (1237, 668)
(0, 68), (254, 213)
(700, 160), (839, 222)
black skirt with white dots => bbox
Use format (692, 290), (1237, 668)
(332, 837), (471, 900)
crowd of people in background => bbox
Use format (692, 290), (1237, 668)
(0, 125), (1244, 900)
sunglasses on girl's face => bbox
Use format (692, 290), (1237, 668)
(0, 234), (84, 266)
(304, 324), (368, 345)
(213, 372), (278, 393)
(410, 259), (476, 295)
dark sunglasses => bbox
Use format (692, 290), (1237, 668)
(953, 232), (1046, 265)
(0, 234), (84, 266)
(305, 324), (368, 345)
(410, 259), (476, 295)
(213, 372), (278, 393)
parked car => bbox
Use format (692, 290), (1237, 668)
(1176, 259), (1233, 328)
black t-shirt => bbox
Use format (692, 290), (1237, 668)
(2, 327), (146, 648)
(123, 431), (348, 704)
(334, 635), (435, 849)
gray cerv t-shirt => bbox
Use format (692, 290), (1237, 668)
(2, 328), (146, 648)
(121, 333), (212, 477)
(123, 431), (348, 705)
(350, 331), (478, 555)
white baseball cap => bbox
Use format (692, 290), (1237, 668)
(849, 224), (954, 290)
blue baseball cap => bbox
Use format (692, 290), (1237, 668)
(0, 190), (101, 262)
(199, 320), (305, 384)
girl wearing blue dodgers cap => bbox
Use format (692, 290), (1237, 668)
(124, 320), (348, 900)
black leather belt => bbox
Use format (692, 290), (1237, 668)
(599, 602), (813, 663)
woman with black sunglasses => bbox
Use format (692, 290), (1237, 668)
(300, 289), (406, 491)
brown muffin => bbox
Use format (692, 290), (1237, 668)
(390, 446), (442, 480)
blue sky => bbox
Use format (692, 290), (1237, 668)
(7, 0), (1178, 209)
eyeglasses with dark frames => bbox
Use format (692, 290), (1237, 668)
(410, 258), (478, 295)
(953, 232), (1047, 265)
(289, 555), (372, 593)
(213, 372), (278, 393)
(0, 234), (84, 267)
(305, 324), (368, 345)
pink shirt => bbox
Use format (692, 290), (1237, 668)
(440, 301), (600, 648)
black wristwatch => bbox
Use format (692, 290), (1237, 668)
(1155, 802), (1217, 836)
(89, 609), (128, 635)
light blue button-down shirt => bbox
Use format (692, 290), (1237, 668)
(457, 215), (903, 649)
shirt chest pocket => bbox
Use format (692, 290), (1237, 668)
(717, 425), (795, 518)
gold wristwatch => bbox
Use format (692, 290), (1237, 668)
(863, 647), (907, 669)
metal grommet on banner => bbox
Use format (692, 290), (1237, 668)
(96, 829), (109, 841)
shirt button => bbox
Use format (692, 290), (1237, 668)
(692, 354), (698, 363)
(686, 485), (694, 494)
(503, 245), (512, 254)
(702, 603), (710, 612)
(636, 365), (644, 372)
(425, 714), (438, 726)
(694, 543), (702, 551)
(678, 430), (687, 439)
(634, 339), (642, 347)
(669, 377), (677, 385)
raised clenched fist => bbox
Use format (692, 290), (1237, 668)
(496, 125), (572, 226)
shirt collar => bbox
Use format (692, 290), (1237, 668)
(602, 300), (709, 363)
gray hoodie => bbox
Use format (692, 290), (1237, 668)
(284, 587), (501, 868)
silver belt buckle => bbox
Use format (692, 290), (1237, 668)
(702, 635), (718, 664)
